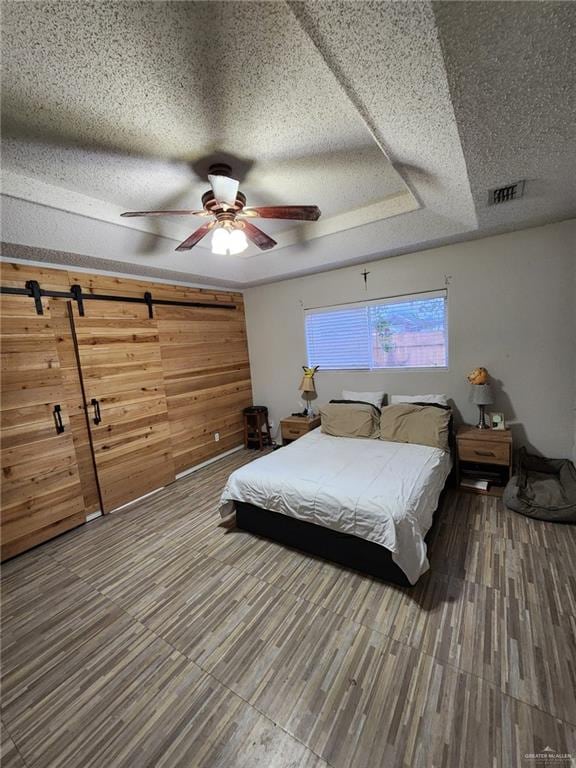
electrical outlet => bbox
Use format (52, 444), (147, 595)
(269, 421), (275, 431)
(214, 432), (220, 442)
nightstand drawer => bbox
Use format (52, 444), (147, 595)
(458, 440), (510, 465)
(282, 424), (308, 439)
(280, 416), (321, 443)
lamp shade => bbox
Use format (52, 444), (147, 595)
(471, 383), (494, 405)
(299, 376), (316, 393)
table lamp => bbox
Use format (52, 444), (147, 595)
(299, 366), (318, 417)
(471, 383), (493, 429)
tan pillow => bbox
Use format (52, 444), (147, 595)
(379, 404), (450, 451)
(320, 402), (380, 439)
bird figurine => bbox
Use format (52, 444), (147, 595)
(302, 365), (319, 378)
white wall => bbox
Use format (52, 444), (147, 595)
(244, 219), (576, 459)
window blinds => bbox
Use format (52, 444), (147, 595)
(304, 290), (448, 370)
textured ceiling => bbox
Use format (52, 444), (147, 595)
(1, 0), (575, 286)
(1, 1), (408, 232)
(433, 0), (576, 231)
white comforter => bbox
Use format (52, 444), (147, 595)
(219, 429), (452, 584)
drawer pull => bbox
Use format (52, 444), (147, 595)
(474, 449), (495, 457)
(287, 429), (302, 436)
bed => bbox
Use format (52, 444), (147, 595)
(219, 426), (452, 586)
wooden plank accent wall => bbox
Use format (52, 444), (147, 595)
(156, 302), (253, 473)
(0, 259), (252, 555)
(0, 261), (71, 293)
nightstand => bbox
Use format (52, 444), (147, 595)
(455, 425), (513, 496)
(280, 415), (321, 444)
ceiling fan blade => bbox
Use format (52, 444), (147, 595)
(175, 223), (213, 252)
(208, 174), (240, 207)
(121, 210), (210, 217)
(241, 205), (321, 221)
(242, 221), (277, 251)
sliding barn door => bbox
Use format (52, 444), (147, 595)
(1, 296), (85, 560)
(70, 301), (175, 512)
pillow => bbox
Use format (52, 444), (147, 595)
(379, 404), (450, 451)
(320, 402), (380, 439)
(342, 390), (386, 408)
(389, 394), (448, 407)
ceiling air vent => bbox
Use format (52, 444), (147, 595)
(489, 180), (525, 205)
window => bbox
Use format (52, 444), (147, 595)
(305, 290), (448, 370)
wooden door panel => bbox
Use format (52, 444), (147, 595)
(49, 301), (102, 515)
(2, 435), (79, 469)
(1, 449), (78, 485)
(71, 303), (175, 512)
(2, 464), (84, 511)
(2, 487), (84, 543)
(0, 418), (72, 450)
(0, 382), (66, 412)
(1, 349), (61, 371)
(1, 297), (85, 560)
(91, 418), (172, 457)
(0, 514), (86, 562)
(78, 345), (163, 367)
(0, 402), (61, 429)
(0, 296), (48, 317)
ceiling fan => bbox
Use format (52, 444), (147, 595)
(121, 163), (321, 255)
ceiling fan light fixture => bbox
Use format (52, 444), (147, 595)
(228, 228), (248, 255)
(120, 166), (320, 254)
(211, 226), (248, 255)
(211, 227), (230, 255)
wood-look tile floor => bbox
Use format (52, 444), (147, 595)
(2, 450), (575, 768)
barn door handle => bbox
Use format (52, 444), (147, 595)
(91, 398), (102, 425)
(53, 404), (65, 434)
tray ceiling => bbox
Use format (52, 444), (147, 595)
(1, 1), (574, 286)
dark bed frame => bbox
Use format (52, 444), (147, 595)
(234, 414), (454, 586)
(235, 501), (414, 586)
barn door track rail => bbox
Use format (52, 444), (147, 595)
(0, 279), (237, 317)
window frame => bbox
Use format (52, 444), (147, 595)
(304, 289), (449, 372)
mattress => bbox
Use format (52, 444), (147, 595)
(219, 429), (452, 584)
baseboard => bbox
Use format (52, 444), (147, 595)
(108, 486), (166, 514)
(175, 445), (244, 480)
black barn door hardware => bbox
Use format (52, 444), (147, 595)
(52, 404), (65, 434)
(144, 291), (153, 319)
(26, 280), (44, 315)
(0, 276), (237, 317)
(91, 398), (102, 425)
(70, 284), (85, 316)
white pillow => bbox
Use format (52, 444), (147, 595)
(389, 394), (449, 406)
(342, 390), (386, 408)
